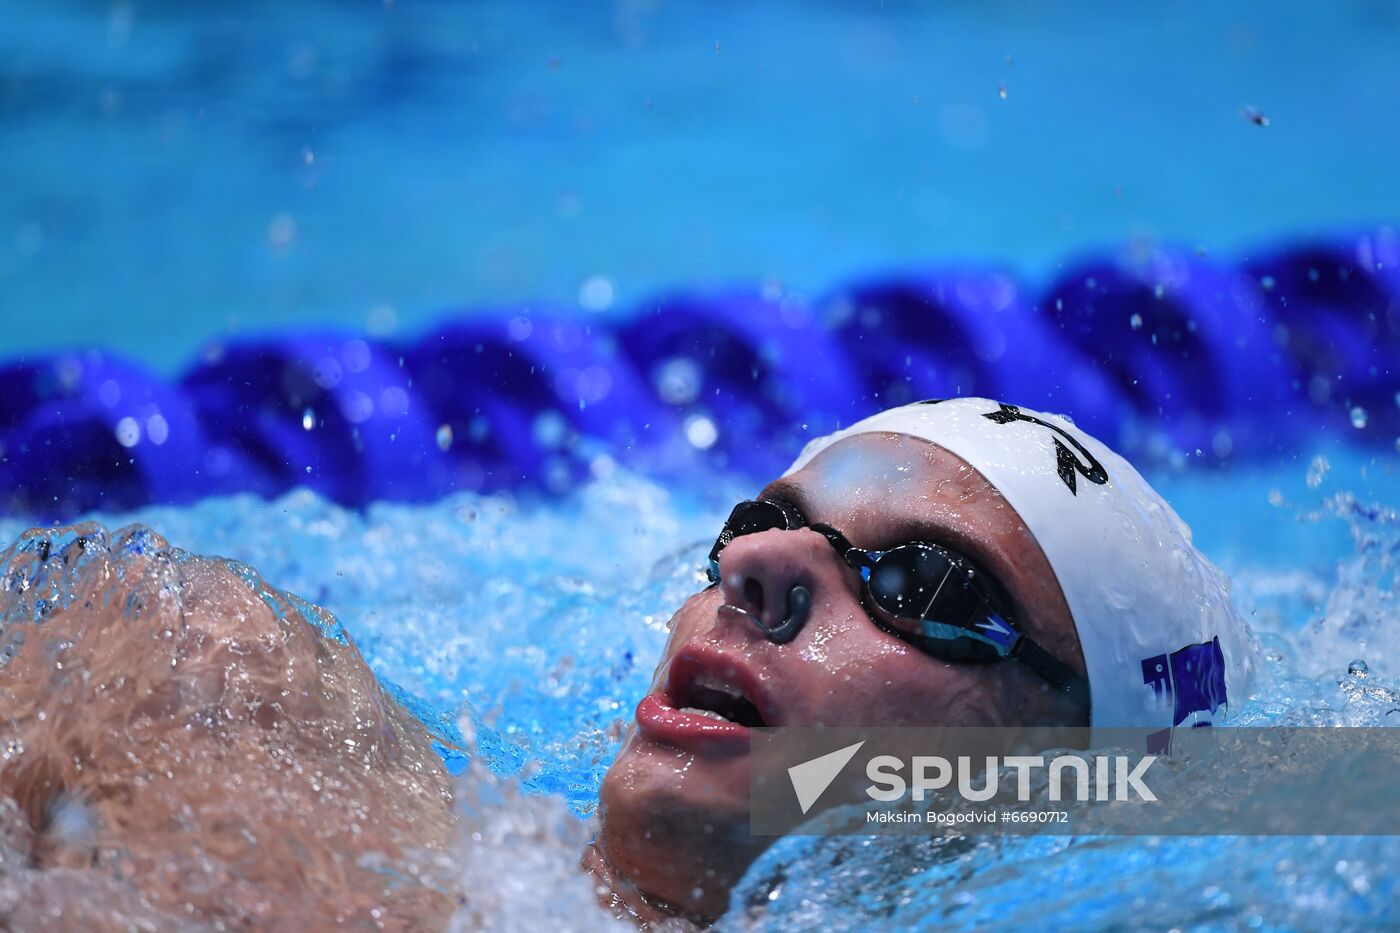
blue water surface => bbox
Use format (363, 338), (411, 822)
(4, 1), (1400, 371)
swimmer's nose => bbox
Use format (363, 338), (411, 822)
(715, 528), (834, 644)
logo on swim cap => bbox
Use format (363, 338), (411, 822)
(981, 403), (1109, 495)
(916, 399), (1109, 495)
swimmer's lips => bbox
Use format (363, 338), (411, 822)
(635, 646), (775, 751)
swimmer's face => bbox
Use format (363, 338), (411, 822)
(596, 433), (1088, 921)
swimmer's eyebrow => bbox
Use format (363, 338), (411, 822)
(762, 477), (972, 555)
(762, 477), (972, 553)
(758, 478), (809, 514)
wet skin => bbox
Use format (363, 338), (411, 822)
(595, 433), (1089, 923)
(0, 525), (458, 930)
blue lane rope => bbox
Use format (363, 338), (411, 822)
(1, 230), (1396, 517)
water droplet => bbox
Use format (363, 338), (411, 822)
(1129, 313), (1143, 331)
(684, 414), (718, 450)
(1306, 456), (1330, 489)
(1350, 406), (1368, 429)
(146, 413), (169, 445)
(997, 83), (1007, 99)
(1153, 283), (1165, 300)
(436, 424), (454, 451)
(532, 411), (568, 449)
(339, 390), (374, 424)
(114, 416), (141, 448)
(302, 407), (315, 431)
(578, 275), (615, 312)
(1260, 275), (1276, 292)
(267, 212), (297, 249)
(654, 357), (702, 404)
(1348, 659), (1369, 677)
(366, 304), (397, 336)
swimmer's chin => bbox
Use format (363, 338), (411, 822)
(598, 725), (762, 924)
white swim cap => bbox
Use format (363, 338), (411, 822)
(785, 398), (1257, 734)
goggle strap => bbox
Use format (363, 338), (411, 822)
(809, 522), (871, 570)
(1014, 637), (1092, 710)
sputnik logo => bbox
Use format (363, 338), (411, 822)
(787, 741), (865, 814)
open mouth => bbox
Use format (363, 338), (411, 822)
(635, 646), (775, 749)
(673, 669), (767, 728)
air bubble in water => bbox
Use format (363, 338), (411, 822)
(302, 408), (315, 431)
(1350, 406), (1368, 429)
(1130, 313), (1143, 330)
(436, 424), (454, 451)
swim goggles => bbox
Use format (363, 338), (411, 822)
(706, 498), (1091, 709)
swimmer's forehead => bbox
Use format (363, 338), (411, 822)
(759, 432), (1019, 554)
(764, 431), (1000, 505)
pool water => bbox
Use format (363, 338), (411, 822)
(5, 0), (1400, 928)
(1, 444), (1395, 929)
(5, 1), (1400, 372)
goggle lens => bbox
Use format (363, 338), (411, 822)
(864, 544), (1005, 662)
(707, 500), (802, 582)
